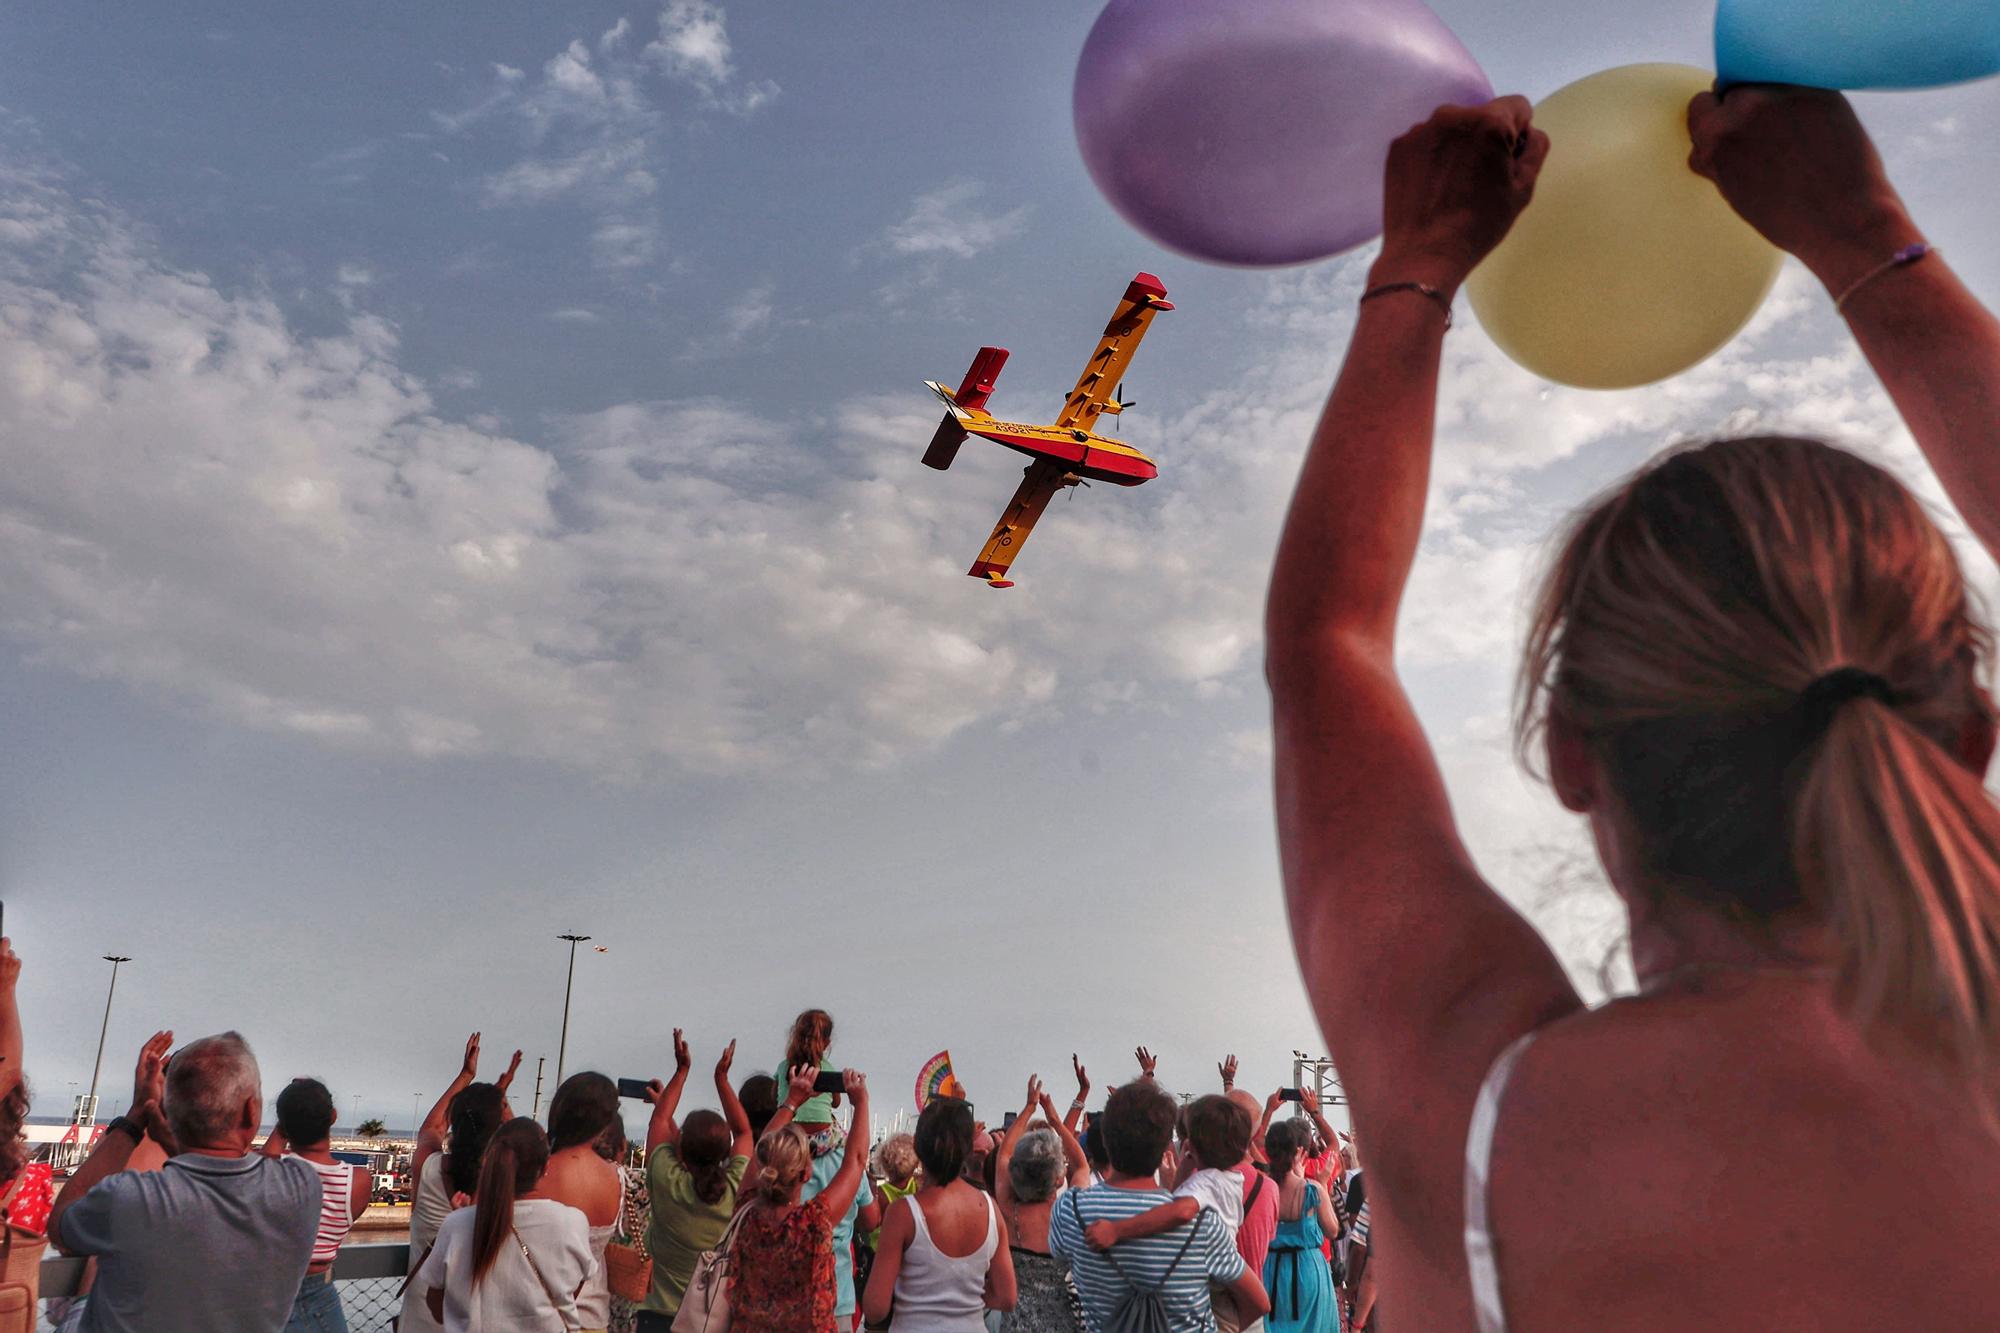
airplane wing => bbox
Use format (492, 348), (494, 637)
(967, 460), (1073, 588)
(1055, 272), (1174, 434)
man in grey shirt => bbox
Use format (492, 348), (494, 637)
(50, 1029), (321, 1333)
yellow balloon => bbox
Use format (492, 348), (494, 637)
(1466, 64), (1783, 391)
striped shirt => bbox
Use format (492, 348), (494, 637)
(291, 1156), (360, 1267)
(1049, 1184), (1245, 1333)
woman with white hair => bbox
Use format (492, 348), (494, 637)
(991, 1078), (1089, 1333)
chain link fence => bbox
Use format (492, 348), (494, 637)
(334, 1274), (407, 1332)
(38, 1244), (413, 1333)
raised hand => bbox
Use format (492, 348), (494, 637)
(0, 939), (19, 994)
(715, 1038), (737, 1080)
(1265, 1089), (1286, 1117)
(1024, 1074), (1043, 1114)
(1218, 1055), (1237, 1089)
(1687, 86), (1919, 292)
(459, 1032), (481, 1081)
(137, 1098), (179, 1156)
(787, 1062), (818, 1109)
(1072, 1054), (1090, 1097)
(1135, 1046), (1157, 1079)
(1377, 97), (1550, 295)
(494, 1049), (523, 1094)
(132, 1030), (173, 1112)
(673, 1028), (691, 1074)
(842, 1069), (868, 1102)
(1300, 1086), (1321, 1115)
(643, 1079), (669, 1106)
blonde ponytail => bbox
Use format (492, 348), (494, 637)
(1795, 698), (2000, 1074)
(754, 1126), (810, 1207)
(1518, 436), (2000, 1083)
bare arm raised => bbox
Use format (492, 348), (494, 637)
(1265, 98), (1583, 1235)
(1690, 86), (2000, 558)
(644, 1029), (692, 1156)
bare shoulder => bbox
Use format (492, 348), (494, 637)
(1489, 988), (2000, 1327)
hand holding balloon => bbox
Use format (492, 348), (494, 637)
(1376, 97), (1551, 294)
(1465, 64), (1783, 390)
(1688, 86), (1924, 295)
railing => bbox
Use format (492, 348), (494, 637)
(38, 1243), (413, 1333)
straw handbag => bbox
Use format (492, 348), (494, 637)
(0, 1173), (47, 1333)
(605, 1175), (652, 1305)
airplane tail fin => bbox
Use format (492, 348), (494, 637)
(952, 347), (1009, 412)
(923, 347), (1009, 471)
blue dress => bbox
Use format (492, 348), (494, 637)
(1262, 1181), (1338, 1333)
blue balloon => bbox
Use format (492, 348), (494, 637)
(1717, 0), (2000, 90)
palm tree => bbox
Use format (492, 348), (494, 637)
(357, 1117), (387, 1139)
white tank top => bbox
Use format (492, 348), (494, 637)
(572, 1172), (625, 1330)
(894, 1192), (998, 1332)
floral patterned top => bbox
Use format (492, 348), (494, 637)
(731, 1197), (837, 1332)
(2, 1164), (53, 1235)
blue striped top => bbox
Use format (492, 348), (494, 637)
(1048, 1184), (1246, 1332)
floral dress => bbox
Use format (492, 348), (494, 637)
(731, 1198), (837, 1332)
(609, 1164), (652, 1333)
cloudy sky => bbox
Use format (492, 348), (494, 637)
(2, 1), (1996, 1133)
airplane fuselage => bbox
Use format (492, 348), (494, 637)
(965, 419), (1157, 486)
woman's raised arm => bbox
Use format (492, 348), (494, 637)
(1689, 86), (2000, 562)
(644, 1028), (692, 1156)
(1266, 99), (1582, 1218)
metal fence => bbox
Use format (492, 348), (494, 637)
(37, 1243), (413, 1333)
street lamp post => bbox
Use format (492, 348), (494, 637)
(86, 956), (132, 1125)
(413, 1093), (422, 1139)
(555, 934), (592, 1088)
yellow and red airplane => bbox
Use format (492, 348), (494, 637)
(922, 272), (1173, 588)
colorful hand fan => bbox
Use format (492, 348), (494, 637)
(916, 1051), (963, 1109)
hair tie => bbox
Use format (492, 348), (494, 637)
(1797, 666), (1896, 734)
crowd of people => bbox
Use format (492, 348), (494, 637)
(2, 975), (1370, 1333)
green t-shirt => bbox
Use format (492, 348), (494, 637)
(781, 1054), (839, 1126)
(866, 1176), (919, 1249)
(641, 1145), (751, 1315)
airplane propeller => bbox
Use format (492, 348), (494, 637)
(1110, 381), (1136, 433)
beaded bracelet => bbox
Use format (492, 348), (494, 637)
(1360, 281), (1455, 328)
(1835, 243), (1934, 313)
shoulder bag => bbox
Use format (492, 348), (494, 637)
(671, 1201), (754, 1333)
(513, 1224), (583, 1333)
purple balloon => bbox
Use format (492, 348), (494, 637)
(1075, 0), (1493, 268)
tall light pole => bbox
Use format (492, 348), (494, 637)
(555, 934), (592, 1088)
(86, 956), (132, 1125)
(412, 1093), (422, 1139)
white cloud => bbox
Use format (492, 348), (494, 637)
(590, 216), (660, 271)
(548, 307), (601, 324)
(0, 159), (1965, 808)
(434, 11), (772, 272)
(884, 182), (1031, 261)
(647, 0), (733, 85)
(644, 1), (776, 111)
(482, 139), (657, 207)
